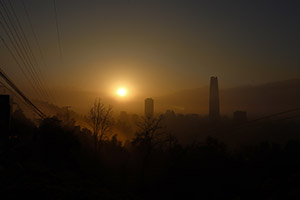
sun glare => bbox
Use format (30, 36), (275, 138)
(117, 88), (127, 96)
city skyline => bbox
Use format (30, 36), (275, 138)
(0, 0), (299, 103)
(1, 1), (300, 199)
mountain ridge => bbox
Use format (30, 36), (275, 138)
(155, 78), (300, 116)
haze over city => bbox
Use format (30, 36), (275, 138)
(0, 0), (299, 115)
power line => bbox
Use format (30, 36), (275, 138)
(0, 0), (45, 101)
(197, 107), (300, 140)
(53, 0), (63, 63)
(0, 0), (50, 103)
(247, 107), (300, 124)
(0, 67), (46, 119)
(20, 0), (56, 104)
(0, 31), (44, 101)
(0, 0), (49, 102)
(0, 79), (45, 119)
(0, 79), (33, 113)
(7, 0), (55, 104)
(0, 80), (25, 104)
(274, 114), (300, 122)
(20, 0), (46, 67)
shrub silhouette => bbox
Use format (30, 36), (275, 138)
(37, 117), (80, 166)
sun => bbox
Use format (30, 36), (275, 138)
(117, 88), (127, 96)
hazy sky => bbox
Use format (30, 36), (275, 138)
(1, 0), (300, 101)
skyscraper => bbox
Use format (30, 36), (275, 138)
(145, 98), (154, 118)
(209, 76), (220, 119)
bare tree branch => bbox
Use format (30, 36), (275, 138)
(86, 98), (113, 154)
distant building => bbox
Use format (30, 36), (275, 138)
(187, 114), (199, 119)
(165, 109), (176, 118)
(209, 76), (220, 120)
(233, 111), (247, 123)
(0, 95), (12, 139)
(145, 98), (154, 118)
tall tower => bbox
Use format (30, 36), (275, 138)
(209, 76), (220, 119)
(145, 98), (154, 118)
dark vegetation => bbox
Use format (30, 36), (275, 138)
(1, 107), (300, 199)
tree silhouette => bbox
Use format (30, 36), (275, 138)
(132, 115), (170, 187)
(86, 98), (113, 154)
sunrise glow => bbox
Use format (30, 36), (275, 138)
(117, 88), (127, 96)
